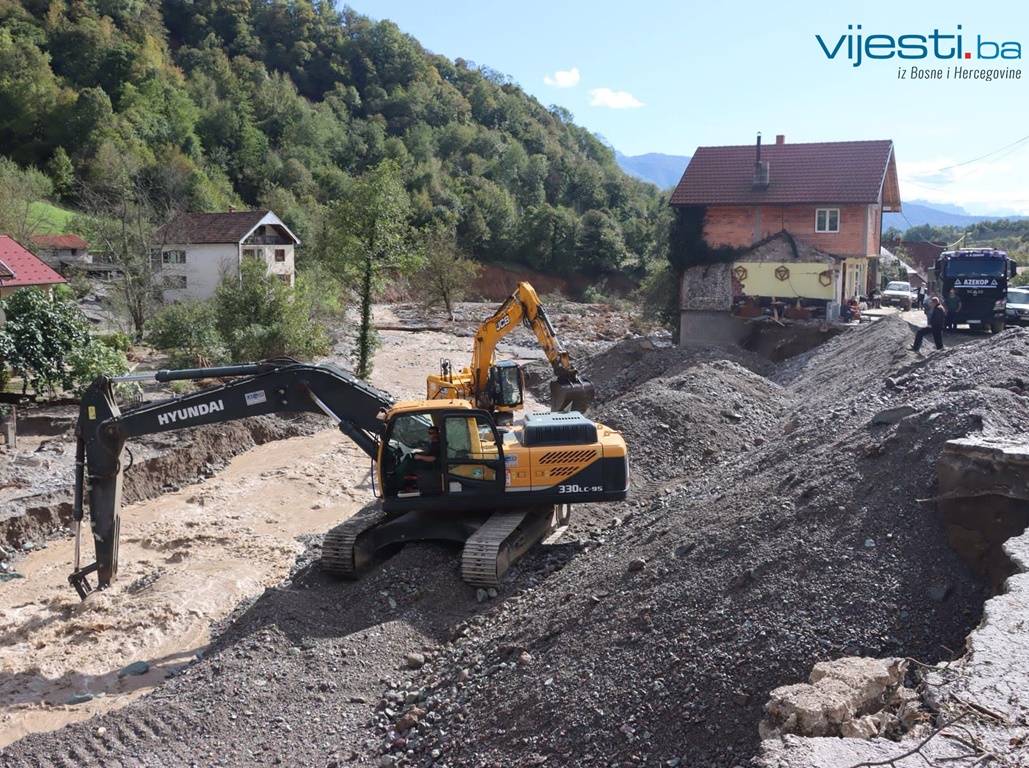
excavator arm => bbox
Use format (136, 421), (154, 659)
(70, 359), (393, 598)
(470, 282), (595, 412)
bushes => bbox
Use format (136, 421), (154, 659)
(147, 301), (221, 368)
(0, 288), (127, 395)
(147, 261), (330, 366)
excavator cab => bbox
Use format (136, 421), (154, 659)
(486, 360), (524, 423)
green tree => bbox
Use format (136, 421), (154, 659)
(46, 146), (75, 201)
(0, 289), (124, 395)
(147, 300), (222, 368)
(327, 159), (417, 378)
(0, 157), (54, 245)
(76, 143), (173, 337)
(213, 258), (330, 361)
(413, 225), (481, 320)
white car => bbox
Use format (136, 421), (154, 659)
(881, 281), (917, 309)
(1006, 287), (1029, 326)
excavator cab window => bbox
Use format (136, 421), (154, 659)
(488, 360), (524, 409)
(442, 413), (504, 494)
(381, 412), (436, 497)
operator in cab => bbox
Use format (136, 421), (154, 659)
(413, 425), (443, 494)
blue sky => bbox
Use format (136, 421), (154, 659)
(363, 0), (1029, 216)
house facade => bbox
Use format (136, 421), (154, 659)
(669, 135), (901, 341)
(151, 211), (300, 301)
(0, 235), (68, 299)
(30, 234), (92, 274)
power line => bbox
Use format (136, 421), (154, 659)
(932, 133), (1029, 173)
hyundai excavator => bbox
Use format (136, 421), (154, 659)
(426, 282), (595, 422)
(69, 359), (628, 599)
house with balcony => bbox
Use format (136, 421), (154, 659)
(150, 210), (299, 301)
(669, 134), (901, 341)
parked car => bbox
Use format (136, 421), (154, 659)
(881, 281), (917, 309)
(1006, 287), (1029, 326)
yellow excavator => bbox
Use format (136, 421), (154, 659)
(426, 282), (595, 422)
(69, 358), (628, 599)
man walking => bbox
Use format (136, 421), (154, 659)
(911, 296), (946, 352)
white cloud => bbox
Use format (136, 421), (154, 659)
(543, 67), (580, 88)
(589, 88), (644, 109)
(898, 157), (1029, 215)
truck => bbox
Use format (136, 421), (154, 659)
(69, 360), (629, 600)
(934, 248), (1018, 333)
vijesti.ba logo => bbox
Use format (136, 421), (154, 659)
(816, 24), (1021, 81)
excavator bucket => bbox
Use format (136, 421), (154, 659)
(550, 377), (596, 413)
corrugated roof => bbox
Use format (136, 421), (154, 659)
(153, 211), (299, 245)
(0, 236), (67, 288)
(31, 233), (90, 250)
(669, 139), (897, 206)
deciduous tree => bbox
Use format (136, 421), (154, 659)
(327, 159), (418, 378)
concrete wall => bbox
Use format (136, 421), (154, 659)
(157, 242), (296, 301)
(158, 243), (238, 302)
(679, 309), (751, 346)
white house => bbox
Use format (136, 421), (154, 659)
(151, 210), (300, 301)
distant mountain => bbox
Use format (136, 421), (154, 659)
(884, 200), (1029, 230)
(615, 151), (690, 190)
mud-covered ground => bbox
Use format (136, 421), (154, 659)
(2, 304), (1027, 767)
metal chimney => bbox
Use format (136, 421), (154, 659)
(753, 132), (769, 191)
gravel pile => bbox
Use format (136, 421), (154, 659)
(4, 314), (1029, 767)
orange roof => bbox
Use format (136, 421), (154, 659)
(0, 236), (67, 288)
(31, 233), (90, 250)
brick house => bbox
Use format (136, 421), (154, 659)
(0, 235), (68, 299)
(669, 134), (901, 340)
(151, 211), (299, 302)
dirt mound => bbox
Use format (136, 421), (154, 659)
(3, 313), (1029, 767)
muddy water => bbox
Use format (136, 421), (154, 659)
(0, 429), (372, 747)
(0, 315), (547, 747)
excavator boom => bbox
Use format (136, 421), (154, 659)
(433, 282), (595, 414)
(71, 360), (391, 598)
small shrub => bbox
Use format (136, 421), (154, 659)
(67, 338), (129, 395)
(98, 332), (133, 352)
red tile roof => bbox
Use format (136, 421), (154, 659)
(669, 139), (898, 207)
(0, 236), (67, 288)
(153, 211), (299, 245)
(31, 233), (90, 250)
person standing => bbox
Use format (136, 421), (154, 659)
(911, 296), (946, 352)
(944, 289), (962, 330)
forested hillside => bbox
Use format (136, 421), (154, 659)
(0, 0), (671, 284)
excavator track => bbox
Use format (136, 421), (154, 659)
(320, 505), (388, 578)
(461, 506), (561, 588)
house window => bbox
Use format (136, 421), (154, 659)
(163, 250), (187, 265)
(274, 248), (286, 262)
(162, 275), (187, 289)
(278, 274), (292, 284)
(243, 248), (261, 260)
(815, 209), (840, 233)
